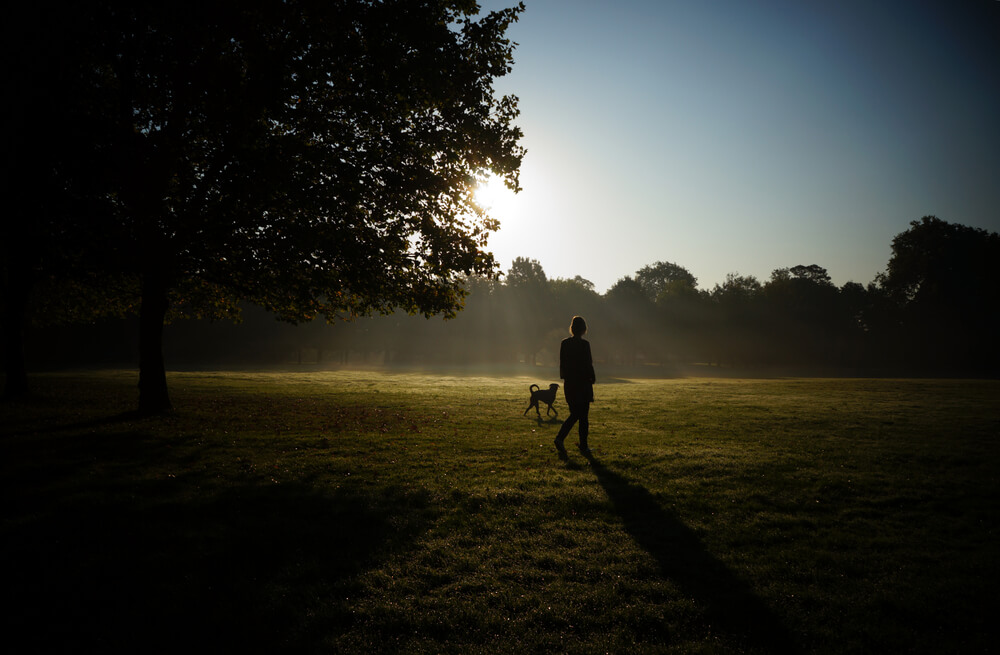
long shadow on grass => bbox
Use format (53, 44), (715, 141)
(5, 410), (146, 436)
(582, 453), (800, 653)
(3, 430), (433, 653)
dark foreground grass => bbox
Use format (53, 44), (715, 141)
(2, 371), (997, 653)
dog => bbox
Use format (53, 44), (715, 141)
(524, 383), (560, 418)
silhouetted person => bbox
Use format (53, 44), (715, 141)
(555, 316), (596, 454)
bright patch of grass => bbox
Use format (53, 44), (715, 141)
(3, 371), (997, 653)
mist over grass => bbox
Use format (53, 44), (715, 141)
(3, 371), (997, 653)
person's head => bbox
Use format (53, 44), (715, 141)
(570, 315), (587, 337)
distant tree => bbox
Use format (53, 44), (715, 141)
(5, 1), (526, 411)
(504, 257), (549, 289)
(549, 276), (601, 314)
(571, 275), (597, 292)
(604, 276), (654, 366)
(769, 268), (792, 283)
(504, 257), (553, 364)
(605, 276), (647, 307)
(789, 264), (833, 285)
(838, 281), (866, 313)
(549, 276), (604, 358)
(762, 264), (840, 366)
(635, 261), (698, 303)
(858, 275), (905, 369)
(771, 264), (835, 287)
(714, 273), (763, 302)
(709, 273), (764, 366)
(453, 274), (507, 364)
(626, 262), (699, 365)
(836, 281), (869, 368)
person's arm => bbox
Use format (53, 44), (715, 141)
(559, 339), (567, 380)
(586, 341), (596, 384)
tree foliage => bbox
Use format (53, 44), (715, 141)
(81, 0), (526, 318)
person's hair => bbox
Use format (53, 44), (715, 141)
(570, 315), (587, 337)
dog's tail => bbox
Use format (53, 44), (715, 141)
(529, 384), (539, 393)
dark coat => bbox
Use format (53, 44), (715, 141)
(560, 336), (595, 404)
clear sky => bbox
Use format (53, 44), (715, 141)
(475, 0), (1000, 293)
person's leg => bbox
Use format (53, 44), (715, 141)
(578, 401), (590, 451)
(555, 407), (578, 448)
(557, 392), (584, 448)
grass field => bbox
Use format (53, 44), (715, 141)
(2, 370), (997, 653)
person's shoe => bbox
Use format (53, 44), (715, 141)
(578, 444), (591, 456)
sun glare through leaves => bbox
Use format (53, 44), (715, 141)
(474, 173), (516, 213)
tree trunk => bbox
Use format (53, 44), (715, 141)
(138, 272), (172, 414)
(2, 274), (30, 397)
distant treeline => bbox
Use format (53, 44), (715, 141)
(22, 216), (1000, 376)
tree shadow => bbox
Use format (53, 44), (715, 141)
(9, 410), (147, 436)
(580, 451), (800, 653)
(3, 432), (434, 652)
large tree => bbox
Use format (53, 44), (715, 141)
(6, 0), (525, 411)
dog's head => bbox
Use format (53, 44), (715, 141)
(549, 384), (560, 391)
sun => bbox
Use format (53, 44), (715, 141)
(470, 171), (526, 272)
(473, 173), (515, 211)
